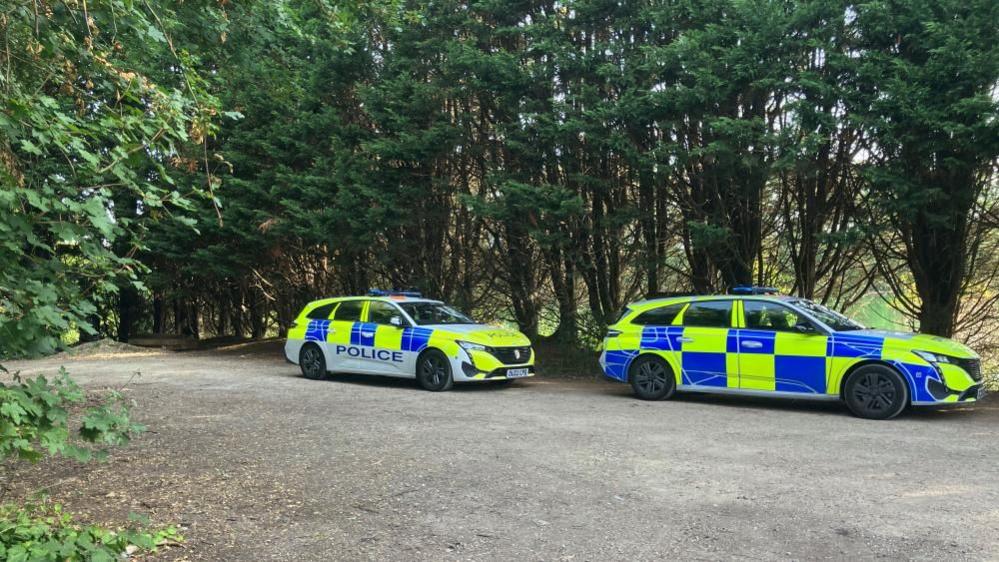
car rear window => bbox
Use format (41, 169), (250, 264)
(306, 303), (335, 320)
(631, 303), (685, 326)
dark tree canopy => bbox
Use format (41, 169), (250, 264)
(2, 0), (998, 357)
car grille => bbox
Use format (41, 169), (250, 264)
(489, 346), (531, 364)
(954, 357), (982, 382)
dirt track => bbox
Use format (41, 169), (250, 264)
(5, 342), (999, 561)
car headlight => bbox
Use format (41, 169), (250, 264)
(457, 340), (489, 353)
(913, 350), (951, 365)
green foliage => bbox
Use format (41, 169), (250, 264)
(0, 367), (143, 464)
(0, 367), (159, 562)
(133, 0), (996, 341)
(850, 0), (999, 334)
(0, 1), (226, 358)
(0, 500), (181, 562)
(4, 0), (998, 345)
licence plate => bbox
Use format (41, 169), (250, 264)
(506, 368), (530, 378)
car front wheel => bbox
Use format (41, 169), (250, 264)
(843, 365), (908, 420)
(417, 349), (453, 391)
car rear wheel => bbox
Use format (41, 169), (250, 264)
(843, 365), (908, 420)
(417, 349), (453, 391)
(299, 344), (326, 380)
(629, 355), (676, 401)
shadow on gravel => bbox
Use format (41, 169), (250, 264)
(613, 384), (999, 423)
(586, 381), (996, 421)
(667, 392), (846, 417)
(320, 373), (520, 392)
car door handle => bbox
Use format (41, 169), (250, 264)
(742, 340), (763, 349)
(361, 332), (375, 338)
(678, 337), (694, 343)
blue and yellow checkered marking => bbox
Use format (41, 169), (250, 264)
(827, 333), (884, 358)
(344, 323), (436, 354)
(640, 326), (684, 351)
(681, 352), (728, 387)
(305, 320), (331, 342)
(729, 330), (775, 354)
(350, 322), (378, 346)
(401, 327), (433, 352)
(603, 328), (928, 397)
(774, 356), (826, 393)
(603, 350), (639, 380)
(602, 297), (981, 406)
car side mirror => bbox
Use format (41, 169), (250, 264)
(390, 316), (404, 328)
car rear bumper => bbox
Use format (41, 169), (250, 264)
(284, 339), (303, 365)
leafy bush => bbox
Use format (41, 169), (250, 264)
(0, 500), (181, 562)
(1, 368), (176, 559)
(0, 368), (142, 464)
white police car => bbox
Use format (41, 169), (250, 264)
(285, 291), (536, 390)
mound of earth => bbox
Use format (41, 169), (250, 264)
(60, 338), (154, 357)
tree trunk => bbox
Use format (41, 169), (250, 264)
(152, 296), (164, 334)
(116, 284), (139, 342)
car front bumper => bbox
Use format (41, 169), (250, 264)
(452, 347), (535, 382)
(457, 361), (536, 381)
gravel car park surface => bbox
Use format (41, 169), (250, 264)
(5, 342), (999, 561)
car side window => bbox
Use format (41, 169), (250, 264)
(367, 301), (401, 325)
(306, 303), (335, 320)
(632, 303), (685, 326)
(681, 300), (733, 328)
(333, 300), (364, 322)
(743, 300), (808, 332)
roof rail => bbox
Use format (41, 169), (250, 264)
(367, 288), (423, 298)
(645, 291), (697, 299)
(729, 285), (779, 295)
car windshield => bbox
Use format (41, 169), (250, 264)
(399, 302), (475, 325)
(788, 299), (865, 331)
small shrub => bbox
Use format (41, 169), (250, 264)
(0, 368), (143, 464)
(1, 368), (177, 560)
(0, 500), (182, 562)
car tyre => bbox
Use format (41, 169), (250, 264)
(843, 364), (909, 420)
(417, 349), (454, 391)
(299, 344), (327, 380)
(629, 355), (676, 401)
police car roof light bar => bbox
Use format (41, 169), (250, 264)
(729, 285), (779, 295)
(367, 288), (424, 298)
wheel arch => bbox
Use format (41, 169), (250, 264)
(837, 359), (913, 404)
(627, 351), (680, 385)
(299, 340), (324, 361)
(415, 345), (448, 374)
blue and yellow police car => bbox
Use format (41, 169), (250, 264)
(599, 287), (985, 419)
(285, 291), (535, 390)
